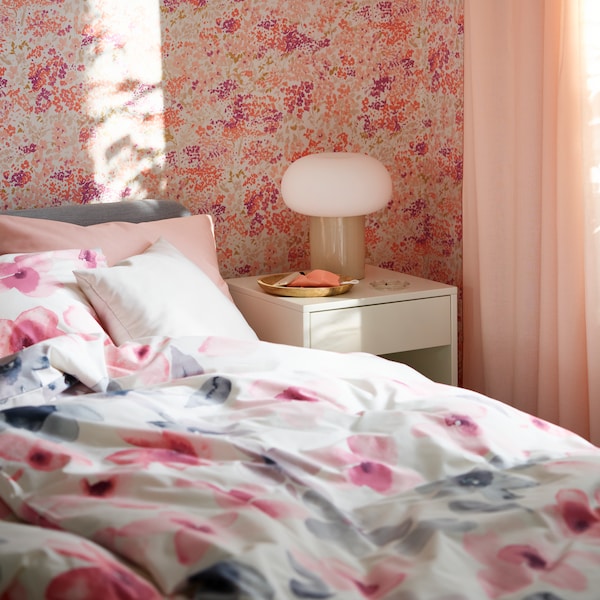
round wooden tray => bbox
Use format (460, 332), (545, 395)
(257, 273), (355, 297)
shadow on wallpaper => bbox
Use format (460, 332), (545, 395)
(0, 0), (463, 290)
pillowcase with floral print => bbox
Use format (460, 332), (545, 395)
(0, 249), (107, 359)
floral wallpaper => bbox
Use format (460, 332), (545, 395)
(0, 0), (463, 289)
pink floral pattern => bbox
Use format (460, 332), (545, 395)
(464, 530), (598, 598)
(0, 259), (44, 295)
(0, 249), (101, 297)
(0, 526), (162, 600)
(547, 488), (600, 539)
(0, 249), (107, 358)
(0, 307), (65, 355)
(0, 333), (599, 597)
(1, 2), (463, 289)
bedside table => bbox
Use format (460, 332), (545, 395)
(226, 265), (457, 385)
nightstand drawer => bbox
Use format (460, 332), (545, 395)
(309, 296), (451, 354)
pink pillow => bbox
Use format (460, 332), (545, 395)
(0, 249), (107, 358)
(0, 214), (232, 300)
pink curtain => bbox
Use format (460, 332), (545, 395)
(463, 0), (600, 445)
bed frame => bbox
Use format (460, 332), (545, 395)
(2, 199), (189, 225)
(2, 198), (600, 598)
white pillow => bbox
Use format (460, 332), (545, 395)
(74, 238), (257, 345)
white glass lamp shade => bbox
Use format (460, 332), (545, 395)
(281, 152), (392, 278)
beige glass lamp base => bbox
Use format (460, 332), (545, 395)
(309, 215), (366, 279)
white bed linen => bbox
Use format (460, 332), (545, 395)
(0, 333), (599, 599)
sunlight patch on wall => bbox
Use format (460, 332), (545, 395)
(84, 1), (165, 201)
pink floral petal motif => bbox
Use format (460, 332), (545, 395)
(120, 428), (213, 460)
(498, 544), (587, 592)
(411, 408), (490, 457)
(105, 341), (170, 385)
(549, 488), (600, 538)
(0, 319), (14, 356)
(174, 523), (216, 565)
(96, 512), (237, 574)
(0, 432), (68, 471)
(276, 386), (319, 401)
(46, 539), (162, 600)
(351, 557), (408, 599)
(82, 477), (117, 498)
(0, 264), (40, 293)
(106, 448), (204, 469)
(0, 253), (56, 296)
(347, 435), (398, 463)
(443, 413), (480, 436)
(464, 532), (538, 597)
(290, 551), (409, 599)
(8, 306), (65, 353)
(78, 248), (104, 268)
(348, 461), (392, 493)
(464, 531), (591, 598)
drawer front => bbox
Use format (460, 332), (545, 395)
(309, 296), (451, 354)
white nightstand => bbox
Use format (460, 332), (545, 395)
(226, 265), (457, 385)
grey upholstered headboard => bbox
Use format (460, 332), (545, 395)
(2, 199), (190, 225)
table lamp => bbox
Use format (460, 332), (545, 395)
(281, 152), (392, 279)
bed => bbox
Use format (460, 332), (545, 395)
(0, 199), (599, 600)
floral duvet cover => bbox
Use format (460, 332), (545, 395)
(0, 333), (599, 599)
